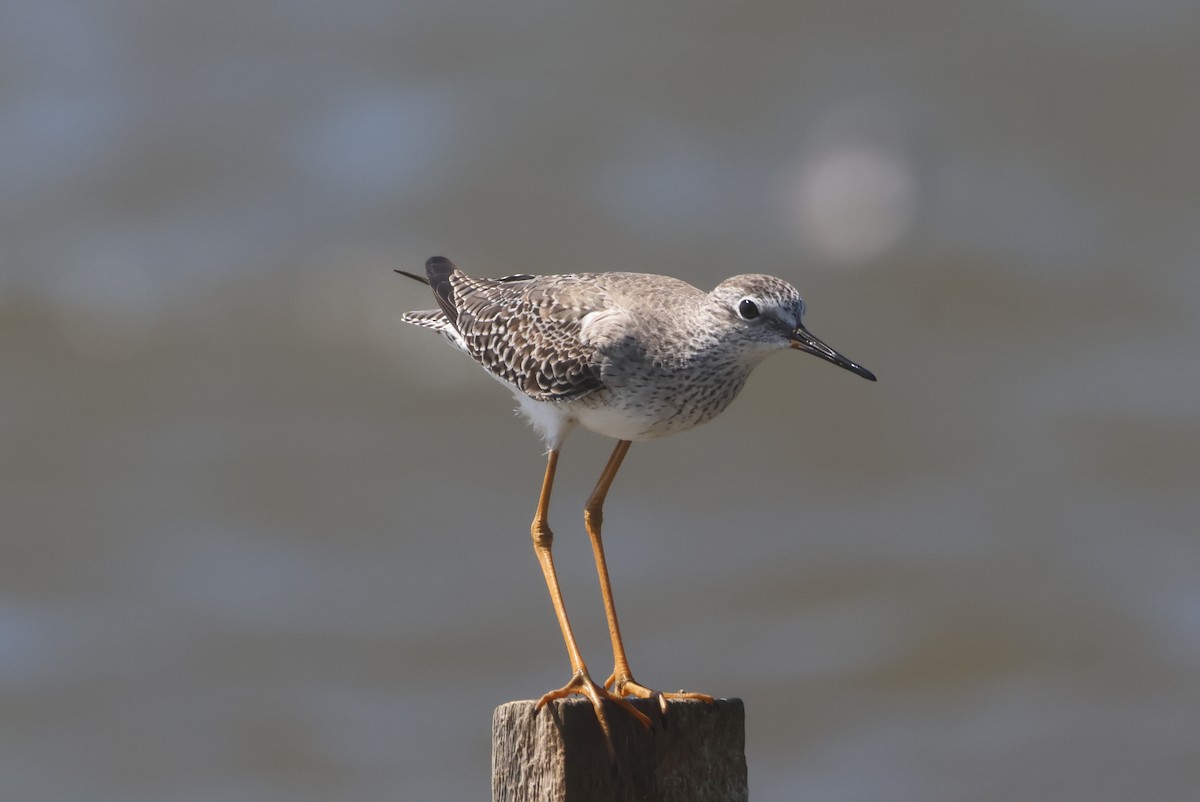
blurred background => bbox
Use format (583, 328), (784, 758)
(3, 1), (1198, 800)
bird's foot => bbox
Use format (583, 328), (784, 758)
(535, 668), (653, 758)
(605, 671), (715, 717)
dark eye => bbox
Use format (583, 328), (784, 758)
(738, 299), (760, 320)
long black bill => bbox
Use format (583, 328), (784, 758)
(790, 325), (877, 381)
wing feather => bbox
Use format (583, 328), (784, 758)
(427, 260), (610, 401)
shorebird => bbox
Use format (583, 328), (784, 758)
(398, 256), (875, 747)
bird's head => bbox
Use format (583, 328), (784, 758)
(711, 274), (876, 381)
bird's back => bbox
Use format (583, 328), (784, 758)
(401, 257), (711, 405)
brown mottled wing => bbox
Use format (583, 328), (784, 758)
(446, 270), (607, 401)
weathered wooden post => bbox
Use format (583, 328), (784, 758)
(492, 697), (747, 802)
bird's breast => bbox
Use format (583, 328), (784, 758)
(571, 354), (755, 441)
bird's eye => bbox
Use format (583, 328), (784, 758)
(738, 299), (760, 320)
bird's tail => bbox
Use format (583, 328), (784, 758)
(396, 256), (461, 332)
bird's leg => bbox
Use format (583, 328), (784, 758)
(530, 449), (652, 750)
(585, 440), (715, 716)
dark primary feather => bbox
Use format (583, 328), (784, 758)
(394, 269), (429, 285)
(425, 256), (460, 328)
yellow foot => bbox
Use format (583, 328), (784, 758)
(535, 669), (653, 758)
(605, 671), (716, 717)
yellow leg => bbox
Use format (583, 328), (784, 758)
(530, 449), (651, 753)
(585, 440), (715, 715)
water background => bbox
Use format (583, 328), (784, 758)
(2, 2), (1198, 800)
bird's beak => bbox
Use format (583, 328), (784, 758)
(789, 324), (877, 381)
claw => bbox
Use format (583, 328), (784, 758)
(605, 671), (715, 719)
(535, 668), (652, 759)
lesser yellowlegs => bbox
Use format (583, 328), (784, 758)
(398, 256), (875, 748)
